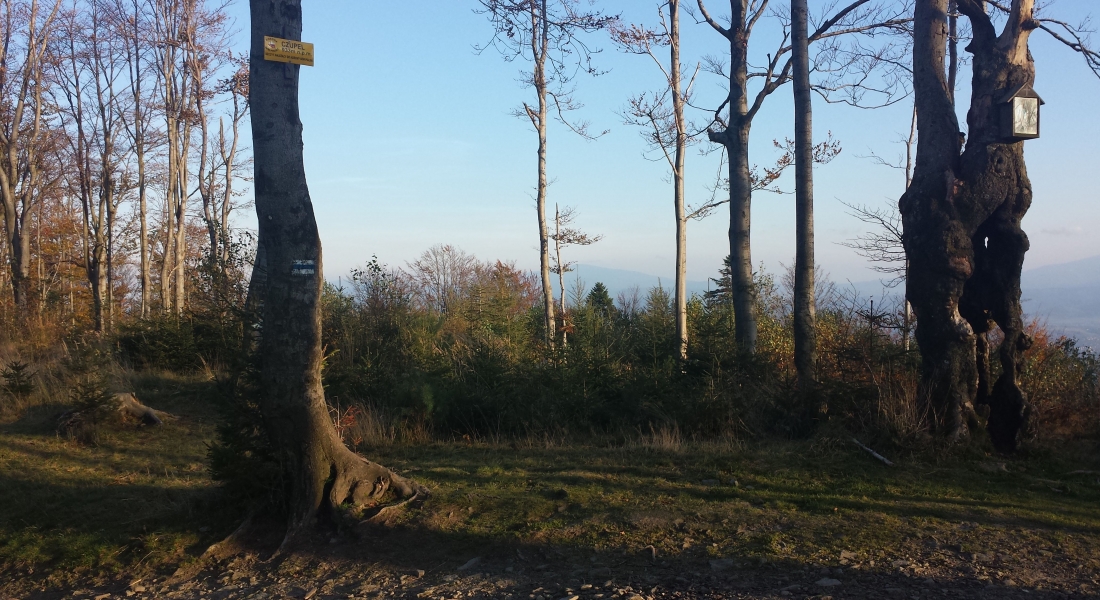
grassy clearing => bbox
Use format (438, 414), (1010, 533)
(365, 435), (1100, 572)
(2, 373), (1099, 591)
(0, 372), (238, 587)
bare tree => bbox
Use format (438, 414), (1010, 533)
(549, 203), (601, 347)
(694, 0), (909, 353)
(844, 98), (917, 349)
(191, 36), (242, 280)
(246, 0), (424, 542)
(149, 0), (206, 315)
(210, 56), (248, 269)
(475, 0), (613, 348)
(116, 0), (153, 316)
(56, 0), (129, 332)
(612, 0), (697, 361)
(0, 0), (62, 311)
(407, 243), (477, 316)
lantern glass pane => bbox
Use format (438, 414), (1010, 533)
(1013, 97), (1039, 136)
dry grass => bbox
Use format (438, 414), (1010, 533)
(2, 364), (1099, 593)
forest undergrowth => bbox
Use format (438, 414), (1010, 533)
(1, 255), (1098, 595)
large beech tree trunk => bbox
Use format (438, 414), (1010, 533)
(248, 0), (424, 531)
(902, 0), (1036, 451)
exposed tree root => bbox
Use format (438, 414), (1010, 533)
(272, 440), (429, 557)
(329, 450), (429, 508)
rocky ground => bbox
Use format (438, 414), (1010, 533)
(11, 529), (1100, 600)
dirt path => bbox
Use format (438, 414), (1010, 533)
(12, 533), (1099, 600)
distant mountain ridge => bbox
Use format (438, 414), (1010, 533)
(567, 264), (713, 300)
(1020, 255), (1100, 348)
(568, 255), (1100, 349)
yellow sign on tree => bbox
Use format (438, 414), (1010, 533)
(263, 36), (314, 66)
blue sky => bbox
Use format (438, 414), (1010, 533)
(225, 1), (1100, 286)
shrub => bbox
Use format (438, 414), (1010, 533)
(114, 313), (244, 373)
(207, 359), (285, 512)
(1, 360), (35, 401)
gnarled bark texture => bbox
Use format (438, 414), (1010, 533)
(901, 0), (1036, 452)
(249, 0), (424, 532)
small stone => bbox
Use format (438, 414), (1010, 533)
(891, 559), (909, 568)
(304, 588), (318, 600)
(95, 595), (111, 600)
(628, 595), (645, 600)
(839, 550), (857, 562)
(457, 557), (482, 572)
(815, 578), (842, 587)
(581, 585), (593, 590)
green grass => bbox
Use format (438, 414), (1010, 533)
(0, 372), (238, 587)
(2, 372), (1099, 590)
(364, 436), (1100, 570)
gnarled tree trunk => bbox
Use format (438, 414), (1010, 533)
(248, 0), (424, 533)
(902, 0), (1037, 451)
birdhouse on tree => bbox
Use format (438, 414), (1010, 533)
(997, 83), (1043, 142)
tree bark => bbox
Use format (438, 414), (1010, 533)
(554, 204), (567, 347)
(670, 0), (688, 362)
(248, 0), (424, 532)
(0, 0), (59, 313)
(534, 0), (556, 349)
(724, 123), (756, 353)
(791, 0), (816, 387)
(123, 0), (151, 318)
(902, 0), (1037, 451)
(702, 0), (757, 354)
